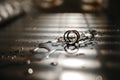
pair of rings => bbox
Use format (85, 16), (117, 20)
(63, 30), (80, 54)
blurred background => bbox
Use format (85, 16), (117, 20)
(0, 0), (120, 80)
